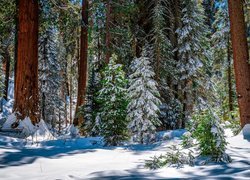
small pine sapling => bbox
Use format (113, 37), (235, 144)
(193, 109), (232, 163)
(145, 145), (195, 169)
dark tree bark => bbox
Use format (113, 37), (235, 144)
(14, 0), (19, 91)
(74, 0), (89, 126)
(228, 0), (250, 127)
(105, 0), (111, 64)
(2, 49), (10, 101)
(14, 0), (39, 124)
(227, 39), (233, 112)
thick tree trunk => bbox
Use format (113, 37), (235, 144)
(228, 0), (250, 127)
(14, 0), (39, 124)
(105, 0), (111, 64)
(74, 0), (89, 126)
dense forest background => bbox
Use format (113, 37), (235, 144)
(0, 0), (250, 145)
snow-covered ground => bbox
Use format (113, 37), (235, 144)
(0, 128), (249, 180)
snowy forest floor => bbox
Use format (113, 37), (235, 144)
(0, 129), (250, 180)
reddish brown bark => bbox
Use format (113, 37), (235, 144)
(228, 0), (250, 127)
(74, 0), (89, 126)
(14, 0), (39, 124)
(105, 0), (111, 64)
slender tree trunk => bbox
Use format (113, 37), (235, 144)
(42, 93), (46, 121)
(14, 0), (19, 90)
(74, 0), (89, 126)
(105, 0), (111, 64)
(69, 55), (74, 125)
(64, 63), (69, 126)
(2, 49), (10, 101)
(155, 41), (161, 83)
(227, 38), (233, 112)
(228, 0), (250, 127)
(172, 0), (182, 129)
(14, 0), (39, 124)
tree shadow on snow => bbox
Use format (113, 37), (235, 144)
(0, 138), (165, 169)
(85, 169), (166, 180)
(179, 158), (250, 179)
(0, 140), (97, 168)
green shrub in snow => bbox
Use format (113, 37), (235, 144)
(193, 109), (232, 163)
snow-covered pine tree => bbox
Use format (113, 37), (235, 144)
(97, 55), (129, 146)
(39, 31), (64, 131)
(82, 61), (102, 136)
(176, 0), (207, 128)
(39, 0), (65, 133)
(211, 0), (236, 120)
(127, 51), (162, 144)
(39, 27), (64, 131)
(212, 0), (230, 70)
(151, 0), (180, 129)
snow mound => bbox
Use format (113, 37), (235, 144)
(228, 125), (250, 148)
(2, 114), (55, 142)
(241, 124), (250, 140)
(62, 124), (80, 138)
(18, 117), (36, 136)
(2, 114), (16, 129)
(158, 129), (186, 140)
(30, 120), (55, 142)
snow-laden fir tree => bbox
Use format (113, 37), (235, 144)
(211, 0), (235, 119)
(151, 0), (175, 83)
(39, 0), (65, 133)
(212, 0), (230, 69)
(176, 0), (208, 128)
(82, 61), (102, 136)
(151, 0), (180, 129)
(97, 55), (129, 146)
(127, 51), (162, 144)
(39, 27), (64, 132)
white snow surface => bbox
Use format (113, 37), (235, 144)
(241, 124), (250, 139)
(0, 127), (250, 180)
(18, 117), (37, 136)
(30, 120), (55, 142)
(2, 114), (16, 129)
(1, 114), (55, 141)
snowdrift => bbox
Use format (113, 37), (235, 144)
(2, 114), (16, 129)
(59, 124), (80, 139)
(29, 120), (55, 142)
(1, 114), (55, 142)
(227, 124), (250, 149)
(241, 124), (250, 140)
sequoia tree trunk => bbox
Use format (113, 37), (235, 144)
(228, 0), (250, 127)
(74, 0), (89, 126)
(14, 0), (39, 124)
